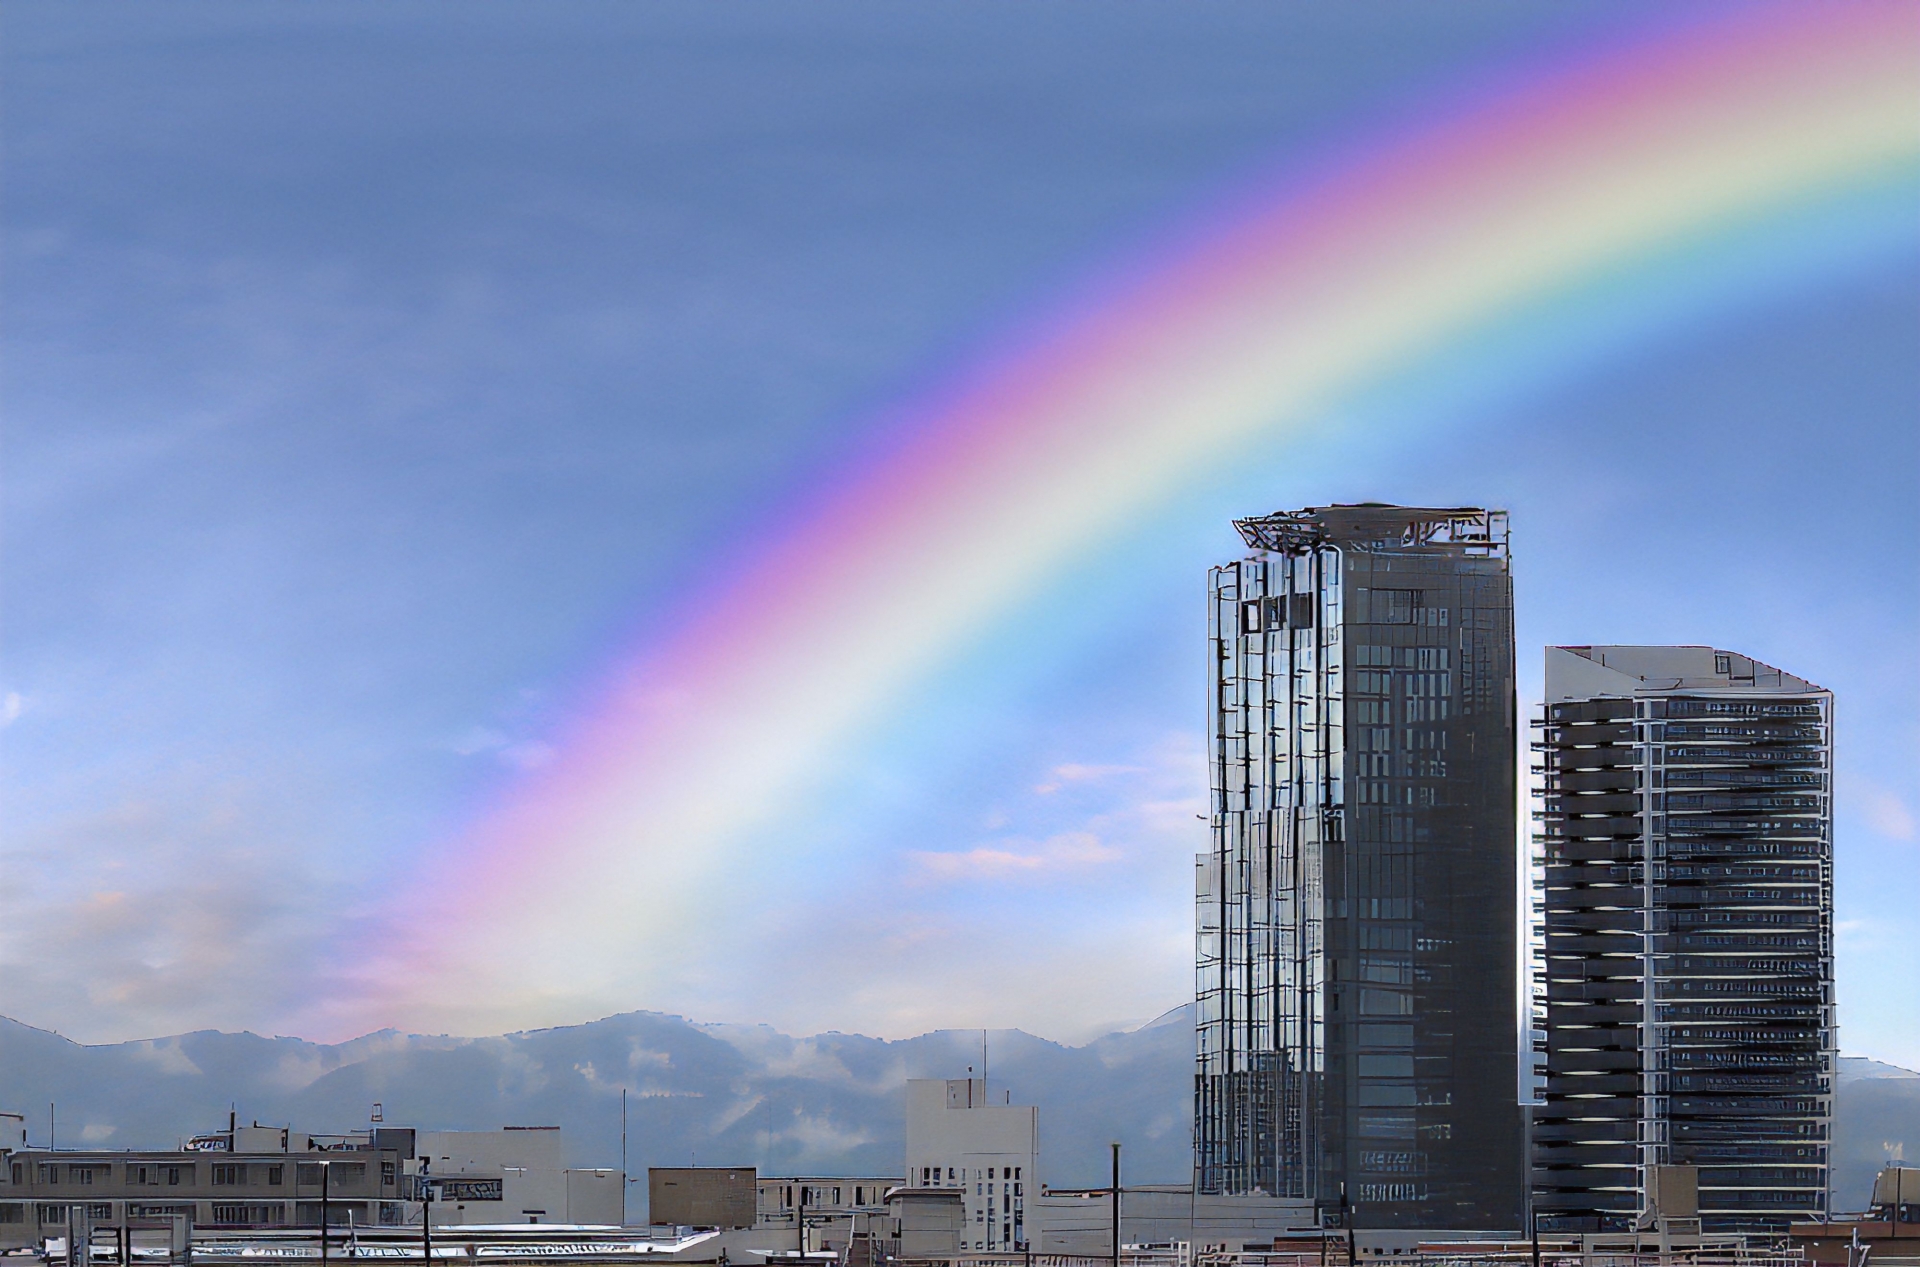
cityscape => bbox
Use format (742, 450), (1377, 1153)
(2, 7), (1915, 1267)
(1, 501), (1909, 1266)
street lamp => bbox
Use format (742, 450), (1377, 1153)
(419, 1159), (434, 1266)
(317, 1160), (332, 1267)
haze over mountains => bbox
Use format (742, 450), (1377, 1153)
(3, 1008), (1912, 1218)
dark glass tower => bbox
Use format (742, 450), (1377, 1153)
(1531, 646), (1834, 1233)
(1196, 504), (1523, 1229)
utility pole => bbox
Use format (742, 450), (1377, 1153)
(1530, 1208), (1540, 1267)
(1110, 1143), (1121, 1267)
(1340, 1183), (1354, 1267)
(621, 1090), (628, 1228)
(320, 1161), (332, 1267)
(420, 1158), (433, 1266)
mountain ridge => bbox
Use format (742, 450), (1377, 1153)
(3, 1008), (1912, 1213)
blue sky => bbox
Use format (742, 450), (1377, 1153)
(2, 3), (1914, 1061)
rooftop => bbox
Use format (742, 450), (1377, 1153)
(1233, 503), (1508, 555)
(1546, 645), (1826, 699)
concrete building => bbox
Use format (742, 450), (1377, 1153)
(1199, 504), (1523, 1229)
(417, 1127), (621, 1226)
(882, 1188), (966, 1260)
(1036, 1186), (1322, 1254)
(755, 1174), (896, 1238)
(906, 1078), (1035, 1251)
(0, 1119), (617, 1251)
(641, 1166), (899, 1254)
(1531, 646), (1835, 1233)
(648, 1167), (757, 1230)
(0, 1123), (411, 1251)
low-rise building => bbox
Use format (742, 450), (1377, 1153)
(906, 1078), (1034, 1253)
(415, 1127), (619, 1226)
(0, 1123), (407, 1251)
(0, 1118), (618, 1250)
(648, 1167), (757, 1229)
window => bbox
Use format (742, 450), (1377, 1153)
(39, 1206), (66, 1226)
(380, 1162), (394, 1187)
(268, 1166), (284, 1186)
(69, 1166), (95, 1185)
(1715, 654), (1732, 675)
(166, 1166), (189, 1186)
(298, 1165), (323, 1186)
(0, 1205), (23, 1224)
(10, 1164), (20, 1185)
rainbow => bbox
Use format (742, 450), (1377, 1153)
(310, 2), (1918, 1039)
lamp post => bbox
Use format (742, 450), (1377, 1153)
(420, 1159), (434, 1265)
(1340, 1183), (1354, 1267)
(318, 1161), (332, 1267)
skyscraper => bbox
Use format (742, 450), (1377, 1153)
(1196, 504), (1522, 1229)
(1532, 646), (1834, 1233)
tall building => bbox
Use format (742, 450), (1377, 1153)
(905, 1079), (1034, 1252)
(1196, 504), (1522, 1229)
(1531, 646), (1834, 1233)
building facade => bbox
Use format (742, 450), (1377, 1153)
(0, 1135), (408, 1251)
(0, 1121), (618, 1250)
(1197, 504), (1522, 1229)
(754, 1175), (896, 1233)
(1531, 646), (1835, 1233)
(416, 1127), (619, 1226)
(905, 1079), (1034, 1252)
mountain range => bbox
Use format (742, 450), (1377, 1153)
(2, 1008), (1912, 1217)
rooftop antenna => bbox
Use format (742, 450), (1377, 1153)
(982, 1030), (988, 1096)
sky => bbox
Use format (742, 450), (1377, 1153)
(2, 3), (1915, 1063)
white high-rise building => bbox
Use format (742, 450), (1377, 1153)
(905, 1079), (1035, 1252)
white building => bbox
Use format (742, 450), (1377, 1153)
(416, 1128), (620, 1226)
(905, 1079), (1034, 1253)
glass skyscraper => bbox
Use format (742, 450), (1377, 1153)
(1532, 646), (1834, 1233)
(1196, 504), (1523, 1229)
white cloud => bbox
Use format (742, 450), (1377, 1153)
(1861, 782), (1915, 841)
(915, 831), (1121, 879)
(0, 692), (23, 728)
(1034, 763), (1142, 795)
(0, 796), (334, 1042)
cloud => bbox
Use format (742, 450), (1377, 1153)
(129, 1038), (205, 1078)
(0, 692), (23, 728)
(1034, 763), (1143, 795)
(915, 831), (1122, 879)
(0, 796), (335, 1042)
(450, 728), (556, 770)
(1859, 781), (1915, 841)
